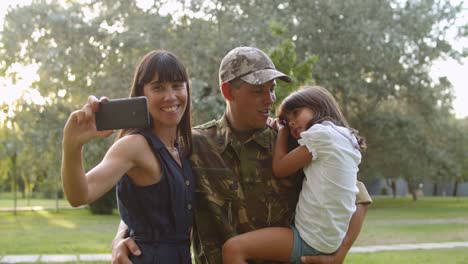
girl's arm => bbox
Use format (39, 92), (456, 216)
(273, 127), (312, 178)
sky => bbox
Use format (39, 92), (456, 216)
(0, 0), (467, 118)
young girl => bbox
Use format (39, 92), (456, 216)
(61, 50), (194, 264)
(222, 86), (366, 264)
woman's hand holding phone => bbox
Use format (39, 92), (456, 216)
(63, 96), (113, 148)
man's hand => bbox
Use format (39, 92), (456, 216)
(111, 237), (141, 264)
(301, 203), (369, 264)
(111, 221), (141, 264)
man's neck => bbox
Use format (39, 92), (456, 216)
(224, 113), (258, 143)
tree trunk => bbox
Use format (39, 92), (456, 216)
(391, 180), (397, 198)
(452, 180), (459, 197)
(407, 182), (418, 201)
(12, 153), (17, 215)
(55, 171), (60, 212)
(432, 182), (438, 196)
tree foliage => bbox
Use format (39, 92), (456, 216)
(0, 0), (467, 211)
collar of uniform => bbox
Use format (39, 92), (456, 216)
(214, 114), (231, 153)
(215, 114), (272, 153)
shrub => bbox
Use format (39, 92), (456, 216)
(380, 187), (389, 195)
(89, 187), (116, 215)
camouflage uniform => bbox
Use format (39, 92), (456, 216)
(190, 115), (372, 264)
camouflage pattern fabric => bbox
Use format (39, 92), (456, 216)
(190, 115), (372, 264)
(219, 47), (292, 85)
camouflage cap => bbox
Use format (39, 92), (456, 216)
(219, 47), (292, 85)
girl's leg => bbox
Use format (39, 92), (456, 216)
(222, 227), (293, 264)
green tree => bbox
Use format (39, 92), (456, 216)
(1, 0), (466, 204)
(269, 39), (319, 107)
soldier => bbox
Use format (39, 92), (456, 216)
(112, 47), (372, 264)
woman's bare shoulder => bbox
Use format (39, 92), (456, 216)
(108, 134), (151, 158)
(115, 133), (147, 146)
(116, 134), (161, 182)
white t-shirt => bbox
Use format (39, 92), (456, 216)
(295, 121), (360, 253)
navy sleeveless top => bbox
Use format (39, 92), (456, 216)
(116, 129), (194, 264)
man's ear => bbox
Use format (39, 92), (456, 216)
(221, 82), (234, 101)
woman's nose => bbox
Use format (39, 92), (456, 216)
(163, 88), (177, 100)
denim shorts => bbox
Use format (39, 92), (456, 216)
(290, 224), (329, 264)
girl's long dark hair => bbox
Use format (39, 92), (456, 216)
(115, 50), (192, 156)
(277, 86), (366, 151)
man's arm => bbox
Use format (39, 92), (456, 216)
(301, 203), (369, 264)
(111, 220), (141, 264)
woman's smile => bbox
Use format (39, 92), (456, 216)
(161, 105), (180, 112)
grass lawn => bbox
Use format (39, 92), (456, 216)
(0, 209), (120, 255)
(355, 196), (468, 246)
(0, 192), (71, 208)
(347, 247), (468, 264)
(0, 196), (467, 264)
(365, 196), (468, 219)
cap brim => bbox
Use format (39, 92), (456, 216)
(240, 69), (292, 85)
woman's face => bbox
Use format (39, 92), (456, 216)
(143, 73), (188, 130)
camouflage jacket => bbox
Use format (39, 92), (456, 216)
(190, 115), (372, 264)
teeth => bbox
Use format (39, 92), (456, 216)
(162, 105), (178, 112)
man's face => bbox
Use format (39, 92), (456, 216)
(228, 79), (276, 131)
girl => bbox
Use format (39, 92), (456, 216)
(222, 86), (366, 264)
(61, 50), (194, 263)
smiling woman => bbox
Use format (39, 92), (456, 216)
(61, 50), (194, 264)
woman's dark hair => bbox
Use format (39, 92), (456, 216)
(116, 50), (192, 156)
(277, 86), (366, 151)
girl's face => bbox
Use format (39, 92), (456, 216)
(284, 107), (315, 139)
(143, 73), (188, 130)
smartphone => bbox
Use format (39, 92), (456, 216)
(95, 96), (150, 131)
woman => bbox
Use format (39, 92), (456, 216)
(61, 50), (194, 263)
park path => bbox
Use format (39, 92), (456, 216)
(1, 241), (468, 263)
(0, 206), (84, 212)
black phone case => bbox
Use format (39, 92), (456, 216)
(95, 97), (150, 131)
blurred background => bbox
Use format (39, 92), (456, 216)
(0, 0), (467, 263)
